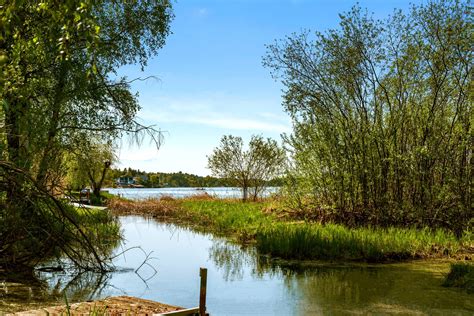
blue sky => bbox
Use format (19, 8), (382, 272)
(117, 0), (423, 176)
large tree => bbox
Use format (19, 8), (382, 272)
(264, 0), (472, 232)
(0, 0), (173, 270)
(208, 135), (286, 201)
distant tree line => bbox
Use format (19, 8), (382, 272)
(105, 167), (284, 188)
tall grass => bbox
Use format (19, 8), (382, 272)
(179, 200), (272, 234)
(107, 196), (472, 262)
(443, 262), (474, 293)
(256, 223), (463, 261)
(71, 206), (121, 242)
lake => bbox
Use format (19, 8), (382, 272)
(2, 216), (473, 315)
(104, 187), (279, 200)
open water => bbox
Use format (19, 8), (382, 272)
(2, 216), (473, 315)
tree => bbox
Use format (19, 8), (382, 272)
(0, 0), (173, 270)
(208, 135), (286, 201)
(263, 0), (472, 232)
(66, 138), (116, 200)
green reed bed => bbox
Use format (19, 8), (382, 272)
(256, 223), (464, 261)
(443, 262), (474, 293)
(177, 200), (468, 261)
(72, 206), (121, 244)
(107, 197), (471, 262)
(179, 199), (273, 239)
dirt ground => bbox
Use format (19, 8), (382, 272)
(8, 296), (183, 315)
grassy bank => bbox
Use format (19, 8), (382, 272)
(72, 206), (121, 243)
(443, 262), (474, 293)
(107, 196), (472, 262)
(257, 223), (466, 261)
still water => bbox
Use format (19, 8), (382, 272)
(105, 187), (279, 200)
(2, 216), (473, 315)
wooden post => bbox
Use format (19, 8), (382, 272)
(199, 268), (207, 316)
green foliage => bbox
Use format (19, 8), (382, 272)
(177, 200), (470, 261)
(0, 168), (120, 271)
(0, 0), (173, 271)
(443, 262), (474, 293)
(264, 0), (472, 233)
(71, 207), (121, 245)
(65, 139), (116, 199)
(208, 135), (286, 201)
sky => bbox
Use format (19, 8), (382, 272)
(117, 0), (424, 176)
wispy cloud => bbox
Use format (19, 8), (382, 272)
(194, 8), (209, 17)
(185, 117), (290, 132)
(140, 95), (291, 133)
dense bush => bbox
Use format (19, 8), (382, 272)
(264, 0), (472, 234)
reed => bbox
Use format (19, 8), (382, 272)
(70, 206), (121, 245)
(256, 223), (462, 261)
(106, 197), (177, 216)
(179, 199), (272, 239)
(443, 262), (474, 293)
(107, 196), (472, 262)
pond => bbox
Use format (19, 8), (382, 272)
(2, 216), (473, 315)
(104, 187), (279, 200)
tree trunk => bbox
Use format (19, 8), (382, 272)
(242, 186), (248, 202)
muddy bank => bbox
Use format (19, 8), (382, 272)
(9, 296), (182, 315)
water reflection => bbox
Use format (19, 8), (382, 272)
(0, 270), (112, 313)
(207, 234), (474, 315)
(2, 216), (473, 315)
(209, 241), (285, 281)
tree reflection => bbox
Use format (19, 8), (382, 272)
(0, 269), (112, 313)
(207, 241), (473, 314)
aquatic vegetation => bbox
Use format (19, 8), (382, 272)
(256, 223), (463, 261)
(107, 197), (177, 216)
(179, 199), (271, 234)
(443, 262), (474, 293)
(72, 207), (121, 245)
(107, 196), (471, 262)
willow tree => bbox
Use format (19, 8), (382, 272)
(208, 135), (286, 201)
(0, 0), (173, 270)
(264, 0), (471, 233)
(65, 138), (116, 200)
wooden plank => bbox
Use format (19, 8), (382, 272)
(199, 267), (208, 316)
(155, 307), (199, 316)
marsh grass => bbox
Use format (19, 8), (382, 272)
(256, 223), (463, 261)
(71, 207), (121, 243)
(443, 262), (474, 293)
(106, 197), (177, 217)
(106, 196), (472, 262)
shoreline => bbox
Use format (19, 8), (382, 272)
(106, 196), (473, 263)
(8, 296), (182, 315)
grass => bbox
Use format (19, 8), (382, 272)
(106, 196), (473, 262)
(69, 205), (122, 248)
(443, 262), (474, 293)
(256, 223), (464, 261)
(177, 199), (277, 243)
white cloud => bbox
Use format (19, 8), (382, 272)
(119, 93), (291, 173)
(195, 8), (208, 17)
(189, 117), (290, 132)
(139, 95), (291, 133)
